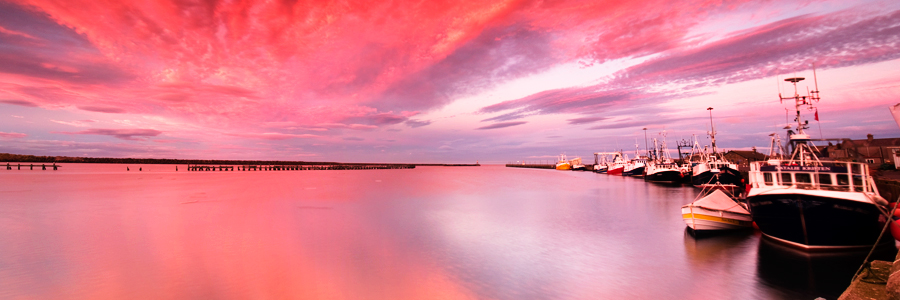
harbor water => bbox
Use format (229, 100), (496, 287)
(0, 164), (894, 299)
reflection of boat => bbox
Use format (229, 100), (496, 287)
(555, 154), (571, 170)
(682, 188), (752, 231)
(755, 236), (895, 299)
(746, 76), (888, 250)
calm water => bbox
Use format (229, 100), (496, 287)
(0, 164), (894, 299)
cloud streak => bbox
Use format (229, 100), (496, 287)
(57, 128), (163, 141)
(477, 121), (527, 130)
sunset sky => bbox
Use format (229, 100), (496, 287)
(1, 0), (899, 163)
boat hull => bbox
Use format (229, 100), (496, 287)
(692, 167), (742, 187)
(623, 166), (645, 177)
(681, 206), (752, 231)
(645, 170), (684, 183)
(606, 166), (624, 175)
(747, 192), (884, 249)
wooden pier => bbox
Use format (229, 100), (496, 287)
(186, 164), (416, 171)
(4, 163), (59, 170)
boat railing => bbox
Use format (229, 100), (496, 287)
(749, 160), (874, 194)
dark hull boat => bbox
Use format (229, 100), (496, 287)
(623, 165), (645, 177)
(749, 192), (884, 248)
(746, 75), (887, 250)
(646, 169), (686, 183)
(691, 166), (742, 188)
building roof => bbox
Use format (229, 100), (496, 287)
(724, 150), (767, 161)
(844, 138), (900, 147)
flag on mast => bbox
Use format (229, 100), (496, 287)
(814, 109), (819, 121)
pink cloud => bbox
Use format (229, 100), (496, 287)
(57, 128), (163, 140)
(480, 10), (900, 124)
(477, 121), (527, 130)
(224, 133), (319, 140)
(0, 131), (27, 138)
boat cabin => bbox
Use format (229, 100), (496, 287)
(749, 160), (874, 193)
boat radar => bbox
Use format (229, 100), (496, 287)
(779, 74), (821, 164)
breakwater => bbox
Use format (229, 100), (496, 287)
(506, 164), (554, 169)
(187, 164), (416, 171)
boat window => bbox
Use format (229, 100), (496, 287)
(851, 164), (862, 174)
(781, 173), (793, 184)
(836, 174), (849, 186)
(853, 175), (864, 192)
(818, 174), (832, 185)
(795, 173), (811, 183)
(763, 173), (773, 185)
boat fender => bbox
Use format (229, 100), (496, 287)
(873, 195), (889, 207)
(891, 209), (900, 243)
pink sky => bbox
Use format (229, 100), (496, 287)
(1, 0), (899, 163)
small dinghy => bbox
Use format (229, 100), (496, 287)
(682, 188), (752, 231)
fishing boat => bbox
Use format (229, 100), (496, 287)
(622, 144), (647, 177)
(622, 157), (647, 177)
(605, 152), (627, 175)
(570, 157), (586, 171)
(691, 108), (742, 188)
(555, 154), (572, 170)
(746, 75), (889, 250)
(645, 134), (690, 183)
(593, 152), (613, 173)
(682, 187), (752, 231)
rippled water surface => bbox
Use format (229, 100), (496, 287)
(0, 164), (894, 299)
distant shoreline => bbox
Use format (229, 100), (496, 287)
(0, 153), (479, 167)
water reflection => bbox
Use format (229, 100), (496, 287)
(755, 237), (896, 299)
(0, 165), (896, 299)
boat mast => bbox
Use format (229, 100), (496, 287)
(780, 76), (821, 165)
(707, 107), (717, 156)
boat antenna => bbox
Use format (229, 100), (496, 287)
(707, 107), (717, 154)
(812, 63), (824, 139)
(643, 128), (649, 159)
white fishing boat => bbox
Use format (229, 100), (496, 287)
(682, 188), (752, 231)
(645, 133), (690, 183)
(592, 152), (611, 173)
(746, 75), (889, 250)
(691, 109), (742, 189)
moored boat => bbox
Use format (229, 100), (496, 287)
(682, 188), (752, 231)
(746, 75), (889, 250)
(555, 154), (572, 170)
(593, 152), (613, 173)
(645, 134), (690, 183)
(606, 152), (627, 175)
(691, 108), (742, 189)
